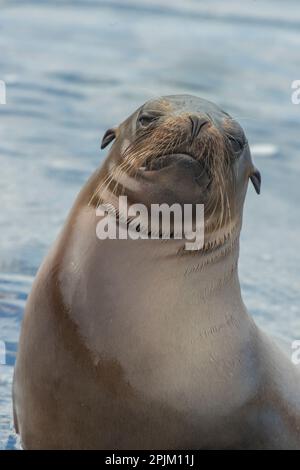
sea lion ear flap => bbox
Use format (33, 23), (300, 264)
(250, 168), (261, 194)
(101, 128), (116, 149)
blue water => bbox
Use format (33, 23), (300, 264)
(0, 0), (300, 449)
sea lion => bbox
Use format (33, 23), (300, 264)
(13, 95), (300, 449)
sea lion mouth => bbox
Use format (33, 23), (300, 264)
(140, 152), (200, 172)
(139, 152), (212, 189)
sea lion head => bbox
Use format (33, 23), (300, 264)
(94, 94), (261, 244)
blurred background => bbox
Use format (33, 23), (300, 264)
(0, 0), (299, 449)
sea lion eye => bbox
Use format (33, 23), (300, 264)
(138, 113), (159, 128)
(228, 136), (245, 155)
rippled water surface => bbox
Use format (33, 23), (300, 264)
(0, 0), (300, 448)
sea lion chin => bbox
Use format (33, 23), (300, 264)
(13, 95), (300, 450)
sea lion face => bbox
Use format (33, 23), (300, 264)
(97, 95), (261, 234)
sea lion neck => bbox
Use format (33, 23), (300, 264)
(181, 236), (241, 299)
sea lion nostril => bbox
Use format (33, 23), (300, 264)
(189, 115), (209, 141)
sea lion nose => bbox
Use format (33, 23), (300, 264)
(189, 115), (209, 141)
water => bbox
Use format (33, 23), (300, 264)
(0, 0), (300, 449)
